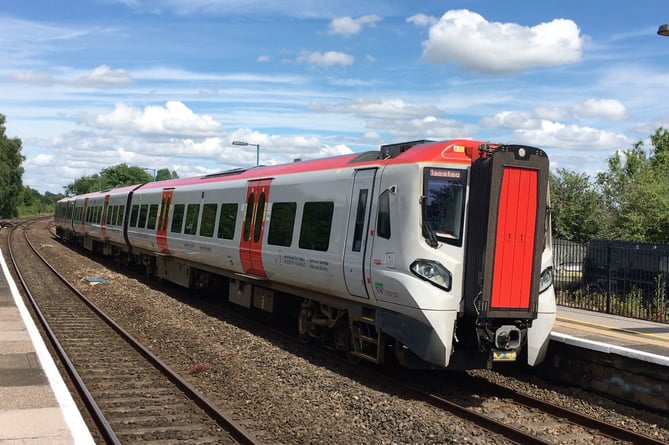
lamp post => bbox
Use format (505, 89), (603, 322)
(232, 140), (260, 166)
(141, 167), (156, 181)
(658, 23), (669, 36)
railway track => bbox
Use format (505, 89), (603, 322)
(7, 218), (264, 445)
(8, 217), (668, 444)
(387, 370), (668, 445)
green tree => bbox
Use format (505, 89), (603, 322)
(65, 175), (99, 195)
(596, 127), (669, 242)
(156, 168), (179, 181)
(550, 169), (608, 243)
(66, 163), (154, 195)
(0, 114), (25, 218)
(100, 164), (152, 189)
(17, 186), (63, 217)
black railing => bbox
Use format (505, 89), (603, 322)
(553, 238), (669, 323)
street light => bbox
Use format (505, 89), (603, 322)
(658, 23), (669, 36)
(140, 167), (156, 181)
(232, 140), (260, 166)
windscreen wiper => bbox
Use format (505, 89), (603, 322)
(420, 196), (439, 249)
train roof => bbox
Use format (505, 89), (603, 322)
(60, 138), (509, 200)
(138, 138), (485, 191)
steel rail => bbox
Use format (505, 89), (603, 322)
(7, 220), (121, 445)
(17, 218), (264, 445)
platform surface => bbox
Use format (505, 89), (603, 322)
(553, 305), (669, 366)
(0, 249), (94, 444)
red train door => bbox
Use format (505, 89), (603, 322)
(156, 189), (174, 254)
(240, 179), (272, 277)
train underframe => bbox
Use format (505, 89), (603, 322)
(60, 233), (544, 370)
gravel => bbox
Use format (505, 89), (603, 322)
(13, 222), (669, 445)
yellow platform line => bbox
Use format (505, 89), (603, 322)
(556, 316), (669, 348)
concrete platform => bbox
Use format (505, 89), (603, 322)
(0, 249), (94, 444)
(553, 305), (669, 366)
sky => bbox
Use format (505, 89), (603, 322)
(2, 1), (669, 194)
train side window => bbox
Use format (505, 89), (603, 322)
(171, 204), (185, 233)
(117, 205), (125, 226)
(254, 193), (266, 242)
(110, 206), (117, 226)
(243, 194), (255, 241)
(200, 203), (217, 237)
(268, 202), (296, 247)
(352, 189), (368, 252)
(184, 203), (200, 235)
(217, 203), (238, 240)
(299, 201), (334, 252)
(138, 204), (149, 229)
(96, 206), (102, 224)
(146, 204), (159, 230)
(129, 204), (140, 227)
(377, 189), (391, 239)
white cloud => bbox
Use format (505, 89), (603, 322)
(572, 98), (627, 120)
(534, 107), (570, 121)
(328, 15), (381, 36)
(480, 111), (539, 130)
(89, 101), (222, 136)
(421, 9), (585, 74)
(513, 120), (631, 149)
(367, 116), (474, 140)
(297, 50), (354, 67)
(406, 14), (438, 27)
(308, 98), (442, 119)
(70, 65), (131, 88)
(29, 153), (54, 166)
(11, 71), (54, 85)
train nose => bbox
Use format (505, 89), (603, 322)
(495, 325), (522, 350)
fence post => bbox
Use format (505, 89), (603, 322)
(606, 242), (612, 314)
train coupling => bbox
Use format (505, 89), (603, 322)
(490, 325), (522, 363)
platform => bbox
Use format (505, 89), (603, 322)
(0, 249), (94, 445)
(553, 305), (669, 366)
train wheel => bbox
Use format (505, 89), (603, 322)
(297, 305), (313, 344)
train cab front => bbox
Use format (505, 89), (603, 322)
(461, 143), (554, 368)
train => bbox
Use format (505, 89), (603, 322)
(54, 139), (556, 369)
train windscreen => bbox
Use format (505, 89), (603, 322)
(423, 167), (467, 247)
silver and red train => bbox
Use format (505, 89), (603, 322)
(54, 139), (556, 369)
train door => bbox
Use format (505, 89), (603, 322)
(240, 179), (272, 277)
(156, 189), (174, 253)
(344, 168), (377, 298)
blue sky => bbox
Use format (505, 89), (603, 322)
(2, 1), (669, 194)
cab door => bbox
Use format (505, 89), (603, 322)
(344, 168), (377, 298)
(156, 189), (174, 254)
(240, 179), (272, 277)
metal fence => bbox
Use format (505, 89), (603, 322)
(553, 238), (669, 323)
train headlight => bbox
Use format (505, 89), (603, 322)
(539, 266), (553, 293)
(410, 259), (452, 291)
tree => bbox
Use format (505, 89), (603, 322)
(156, 168), (179, 181)
(100, 164), (152, 189)
(596, 127), (669, 242)
(0, 114), (25, 218)
(550, 169), (608, 243)
(66, 163), (154, 195)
